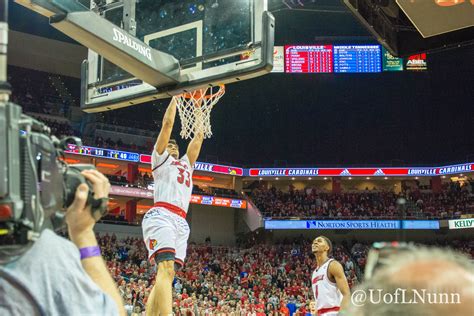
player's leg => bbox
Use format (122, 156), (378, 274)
(148, 259), (175, 315)
(151, 214), (189, 315)
(174, 217), (191, 270)
(142, 211), (177, 315)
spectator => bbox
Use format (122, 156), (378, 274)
(250, 185), (473, 219)
(348, 246), (474, 315)
(0, 170), (125, 315)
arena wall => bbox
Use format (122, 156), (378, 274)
(187, 204), (237, 245)
(268, 228), (470, 243)
(8, 31), (86, 78)
(95, 223), (143, 238)
(95, 205), (239, 244)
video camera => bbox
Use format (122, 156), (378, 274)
(0, 1), (108, 263)
(0, 102), (107, 262)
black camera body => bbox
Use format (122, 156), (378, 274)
(0, 102), (103, 259)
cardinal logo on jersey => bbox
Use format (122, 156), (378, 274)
(312, 275), (324, 284)
(149, 239), (157, 250)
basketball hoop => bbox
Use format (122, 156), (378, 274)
(173, 85), (225, 140)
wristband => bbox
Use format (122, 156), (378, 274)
(79, 246), (101, 260)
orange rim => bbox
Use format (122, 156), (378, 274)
(181, 84), (225, 100)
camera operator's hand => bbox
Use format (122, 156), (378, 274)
(65, 169), (110, 244)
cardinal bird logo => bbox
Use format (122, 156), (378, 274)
(149, 239), (157, 250)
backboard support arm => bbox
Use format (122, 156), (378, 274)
(15, 0), (180, 87)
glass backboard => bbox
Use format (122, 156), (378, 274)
(15, 0), (274, 112)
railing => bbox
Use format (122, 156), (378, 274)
(261, 213), (464, 220)
(96, 122), (156, 138)
(106, 176), (243, 198)
(99, 219), (141, 226)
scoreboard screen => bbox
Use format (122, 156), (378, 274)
(284, 45), (382, 74)
(65, 144), (140, 162)
(285, 45), (333, 73)
(333, 45), (382, 73)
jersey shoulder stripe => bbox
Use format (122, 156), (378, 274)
(152, 153), (170, 172)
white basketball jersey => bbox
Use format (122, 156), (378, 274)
(312, 259), (343, 313)
(152, 148), (193, 213)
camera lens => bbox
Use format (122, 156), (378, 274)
(63, 165), (95, 208)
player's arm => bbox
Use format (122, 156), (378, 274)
(155, 98), (177, 155)
(186, 110), (204, 165)
(328, 261), (351, 311)
(186, 130), (204, 166)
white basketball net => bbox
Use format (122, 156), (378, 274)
(173, 85), (225, 140)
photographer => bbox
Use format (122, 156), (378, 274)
(0, 170), (126, 316)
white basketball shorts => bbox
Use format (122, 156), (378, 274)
(142, 207), (190, 268)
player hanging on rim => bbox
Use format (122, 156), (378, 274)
(311, 236), (351, 316)
(142, 98), (204, 315)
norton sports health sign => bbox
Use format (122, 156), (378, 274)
(265, 220), (440, 230)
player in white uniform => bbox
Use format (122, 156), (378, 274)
(311, 236), (351, 316)
(142, 98), (204, 315)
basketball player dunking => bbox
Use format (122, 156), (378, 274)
(142, 99), (204, 315)
(311, 236), (351, 316)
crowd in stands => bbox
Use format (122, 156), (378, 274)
(193, 186), (242, 199)
(99, 116), (158, 133)
(94, 136), (154, 155)
(8, 66), (77, 117)
(97, 233), (473, 316)
(250, 183), (474, 220)
(99, 235), (359, 316)
(34, 116), (75, 138)
(7, 66), (79, 140)
(107, 175), (135, 187)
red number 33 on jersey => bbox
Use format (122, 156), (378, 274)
(177, 167), (191, 187)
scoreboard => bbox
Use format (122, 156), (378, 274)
(333, 45), (381, 73)
(65, 144), (140, 162)
(285, 45), (333, 73)
(284, 44), (383, 74)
